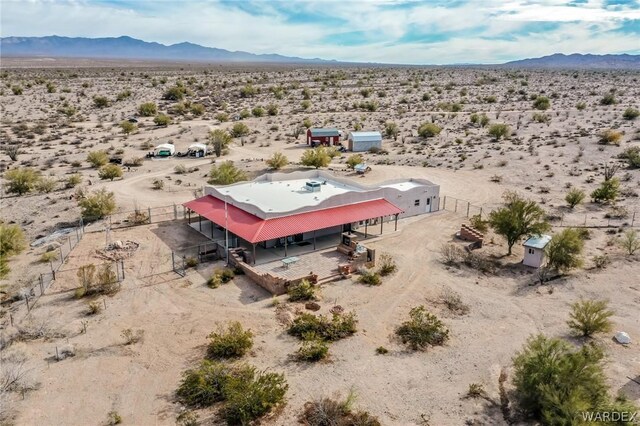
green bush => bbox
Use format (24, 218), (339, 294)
(532, 96), (550, 110)
(620, 146), (640, 168)
(176, 360), (234, 407)
(266, 152), (289, 170)
(512, 335), (610, 423)
(377, 254), (397, 276)
(93, 96), (109, 108)
(567, 300), (614, 337)
(87, 150), (109, 168)
(120, 120), (137, 134)
(3, 167), (41, 194)
(288, 312), (357, 342)
(207, 321), (253, 359)
(154, 113), (172, 126)
(98, 164), (123, 181)
(296, 336), (329, 362)
(190, 103), (205, 116)
(469, 214), (489, 233)
(600, 93), (616, 105)
(0, 223), (27, 278)
(301, 391), (381, 426)
(488, 123), (511, 140)
(287, 279), (316, 302)
(74, 263), (119, 298)
(565, 188), (586, 209)
(396, 306), (449, 350)
(545, 228), (584, 273)
(620, 229), (640, 255)
(591, 178), (620, 203)
(209, 129), (232, 157)
(622, 107), (639, 120)
(417, 122), (441, 138)
(230, 122), (250, 138)
(163, 85), (187, 101)
(301, 147), (331, 169)
(208, 161), (247, 185)
(138, 102), (157, 116)
(358, 268), (381, 286)
(77, 188), (116, 219)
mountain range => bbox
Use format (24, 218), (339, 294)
(1, 36), (639, 69)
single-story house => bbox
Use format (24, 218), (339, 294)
(523, 234), (552, 268)
(307, 128), (341, 146)
(183, 170), (440, 263)
(348, 131), (382, 152)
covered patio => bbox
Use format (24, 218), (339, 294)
(183, 195), (402, 264)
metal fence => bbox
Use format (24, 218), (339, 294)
(83, 204), (186, 233)
(171, 240), (226, 276)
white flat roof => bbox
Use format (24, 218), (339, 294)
(219, 178), (365, 213)
(381, 181), (423, 191)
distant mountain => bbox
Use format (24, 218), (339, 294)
(502, 53), (640, 70)
(0, 35), (335, 64)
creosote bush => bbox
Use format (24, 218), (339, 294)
(206, 321), (253, 359)
(265, 152), (289, 170)
(619, 229), (640, 255)
(0, 223), (27, 278)
(74, 263), (119, 298)
(86, 150), (109, 168)
(77, 188), (116, 220)
(396, 306), (449, 350)
(206, 268), (235, 288)
(288, 312), (357, 342)
(3, 167), (41, 195)
(287, 279), (316, 302)
(565, 188), (586, 209)
(545, 228), (584, 273)
(418, 122), (441, 138)
(301, 147), (331, 169)
(208, 161), (247, 185)
(377, 254), (397, 276)
(296, 336), (329, 362)
(98, 164), (123, 181)
(358, 268), (382, 286)
(301, 390), (381, 426)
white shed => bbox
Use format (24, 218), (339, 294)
(188, 143), (207, 157)
(523, 234), (552, 268)
(154, 143), (175, 157)
(348, 131), (382, 152)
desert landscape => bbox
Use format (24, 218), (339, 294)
(1, 58), (639, 425)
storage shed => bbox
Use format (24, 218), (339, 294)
(523, 234), (552, 268)
(348, 131), (382, 152)
(154, 143), (175, 157)
(188, 143), (207, 157)
(307, 128), (341, 146)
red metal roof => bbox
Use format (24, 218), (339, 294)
(183, 195), (402, 244)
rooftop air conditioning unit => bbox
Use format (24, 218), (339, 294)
(305, 180), (322, 192)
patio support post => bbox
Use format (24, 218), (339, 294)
(252, 244), (256, 265)
(395, 213), (398, 231)
(380, 216), (383, 235)
(313, 230), (316, 250)
(210, 221), (214, 239)
(198, 214), (202, 231)
(364, 221), (368, 237)
(187, 209), (191, 224)
(284, 236), (288, 257)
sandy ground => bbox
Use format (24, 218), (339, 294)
(1, 62), (639, 425)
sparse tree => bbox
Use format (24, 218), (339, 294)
(0, 223), (27, 278)
(565, 188), (586, 209)
(265, 152), (289, 170)
(384, 122), (399, 141)
(230, 123), (250, 138)
(208, 161), (247, 185)
(488, 192), (550, 255)
(545, 228), (584, 273)
(3, 167), (41, 195)
(208, 129), (232, 157)
(346, 154), (364, 169)
(488, 123), (511, 140)
(98, 164), (123, 181)
(77, 188), (116, 219)
(567, 300), (613, 337)
(301, 147), (331, 169)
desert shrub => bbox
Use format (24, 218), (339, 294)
(591, 178), (620, 203)
(154, 113), (172, 126)
(489, 191), (550, 255)
(208, 161), (247, 185)
(152, 179), (164, 190)
(266, 104), (278, 116)
(620, 146), (640, 168)
(346, 154), (364, 169)
(239, 84), (258, 98)
(137, 102), (157, 116)
(266, 152), (289, 170)
(65, 173), (82, 188)
(288, 312), (357, 342)
(358, 268), (382, 286)
(296, 336), (329, 362)
(599, 129), (622, 145)
(121, 328), (144, 345)
(230, 122), (250, 138)
(78, 188), (116, 219)
(215, 112), (229, 122)
(190, 103), (205, 116)
(301, 147), (331, 169)
(34, 176), (57, 193)
(163, 85), (187, 101)
(287, 279), (316, 302)
(466, 383), (486, 399)
(385, 122), (399, 140)
(619, 229), (640, 255)
(301, 391), (381, 426)
(93, 96), (109, 108)
(239, 109), (251, 119)
(301, 100), (312, 110)
(222, 366), (288, 425)
(377, 254), (397, 276)
(469, 214), (489, 233)
(11, 85), (23, 95)
(488, 123), (511, 140)
(532, 96), (550, 110)
(176, 360), (234, 407)
(545, 228), (584, 273)
(418, 122), (441, 138)
(440, 287), (469, 315)
(185, 257), (198, 268)
(98, 164), (123, 181)
(206, 268), (235, 288)
(207, 321), (253, 359)
(375, 346), (389, 355)
(120, 120), (136, 134)
(107, 411), (122, 425)
(600, 93), (616, 105)
(208, 129), (232, 157)
(440, 243), (465, 265)
(75, 263), (119, 298)
(592, 254), (611, 269)
(565, 188), (586, 209)
(567, 300), (613, 337)
(0, 223), (27, 278)
(86, 150), (109, 168)
(176, 410), (199, 426)
(40, 250), (58, 263)
(622, 107), (639, 120)
(251, 106), (265, 117)
(123, 157), (143, 167)
(3, 167), (41, 194)
(512, 335), (610, 423)
(174, 164), (188, 174)
(86, 301), (102, 315)
(396, 306), (449, 350)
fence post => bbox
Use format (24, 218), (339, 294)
(59, 246), (64, 263)
(148, 207), (152, 224)
(52, 270), (56, 280)
(632, 211), (636, 227)
(39, 275), (44, 295)
(25, 296), (30, 312)
(443, 196), (447, 210)
(171, 251), (175, 272)
(120, 260), (125, 280)
(173, 203), (178, 220)
(466, 202), (470, 217)
(454, 198), (458, 213)
(68, 237), (72, 251)
(479, 207), (483, 219)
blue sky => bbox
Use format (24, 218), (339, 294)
(2, 0), (639, 64)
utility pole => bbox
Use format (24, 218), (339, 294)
(225, 192), (229, 266)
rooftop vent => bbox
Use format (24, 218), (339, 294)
(305, 180), (322, 192)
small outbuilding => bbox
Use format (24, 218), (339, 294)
(154, 143), (175, 157)
(348, 131), (382, 152)
(188, 143), (207, 157)
(522, 234), (552, 268)
(307, 128), (341, 146)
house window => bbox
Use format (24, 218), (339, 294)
(528, 248), (535, 254)
(414, 199), (420, 206)
(426, 198), (431, 205)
